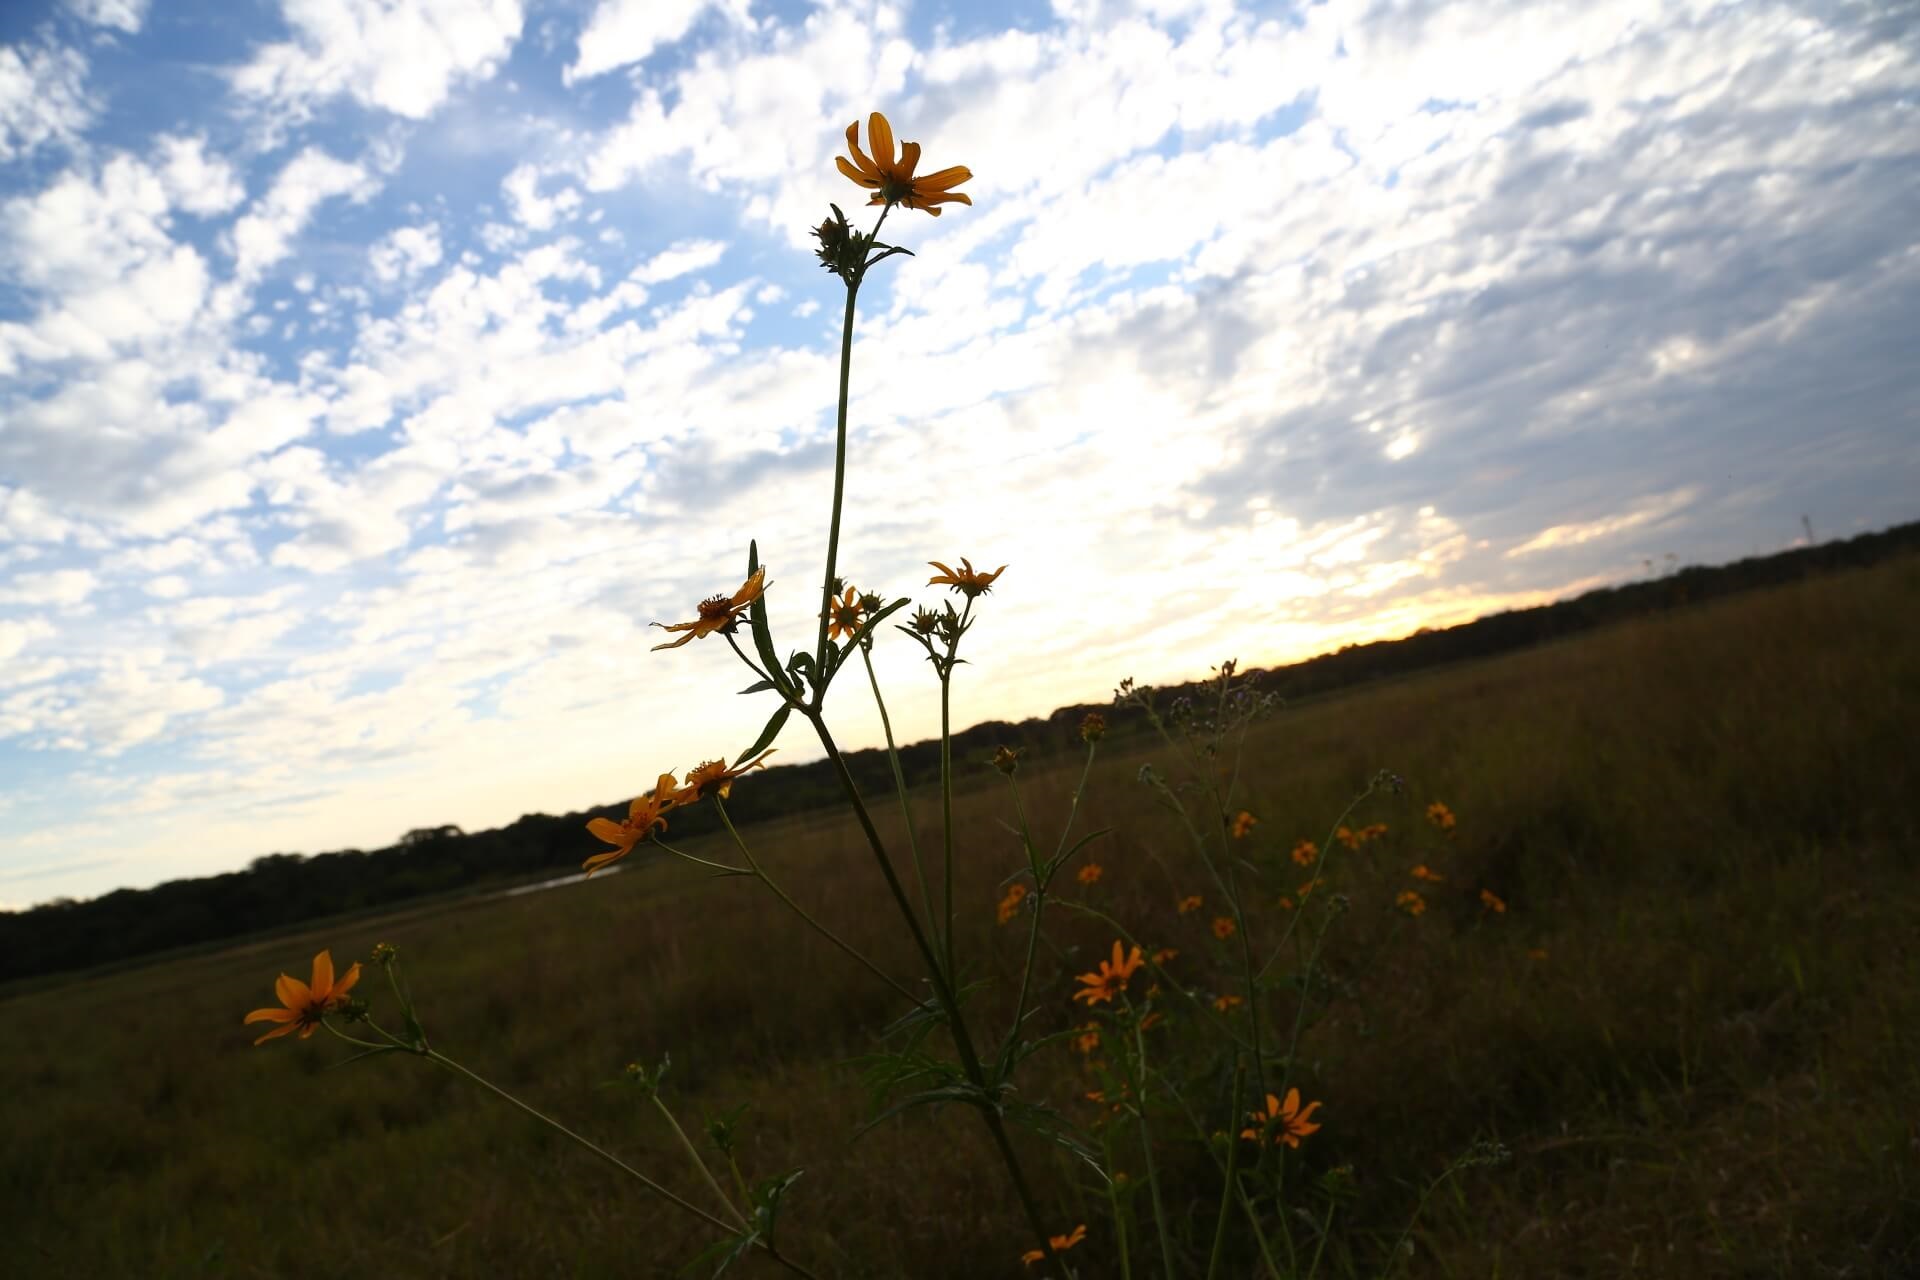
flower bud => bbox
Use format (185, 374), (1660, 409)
(1079, 711), (1106, 743)
(992, 745), (1020, 775)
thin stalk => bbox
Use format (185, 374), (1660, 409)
(940, 669), (956, 982)
(1203, 1058), (1246, 1280)
(653, 1095), (747, 1230)
(862, 645), (936, 935)
(997, 774), (1045, 1057)
(713, 798), (919, 1007)
(1129, 1015), (1177, 1280)
(813, 280), (861, 680)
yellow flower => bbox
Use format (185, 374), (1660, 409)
(1296, 877), (1323, 900)
(673, 748), (775, 805)
(1150, 947), (1178, 965)
(1426, 801), (1457, 831)
(1480, 888), (1507, 914)
(1230, 810), (1257, 839)
(584, 774), (676, 873)
(1395, 890), (1427, 917)
(1360, 822), (1389, 841)
(1073, 940), (1144, 1006)
(1021, 1224), (1087, 1265)
(1079, 712), (1106, 743)
(1410, 863), (1445, 882)
(1076, 861), (1104, 886)
(996, 882), (1028, 925)
(243, 950), (363, 1045)
(824, 585), (865, 641)
(1139, 1010), (1164, 1031)
(1177, 893), (1203, 915)
(838, 111), (973, 217)
(1277, 895), (1295, 911)
(1212, 915), (1237, 940)
(927, 557), (1005, 599)
(1213, 993), (1244, 1013)
(1335, 824), (1359, 851)
(1240, 1087), (1323, 1148)
(651, 568), (768, 650)
(1290, 839), (1318, 866)
(1071, 1023), (1100, 1055)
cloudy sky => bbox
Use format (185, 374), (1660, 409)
(1, 0), (1915, 907)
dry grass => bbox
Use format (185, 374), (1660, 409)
(4, 556), (1917, 1278)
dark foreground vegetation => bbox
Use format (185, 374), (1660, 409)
(6, 517), (1919, 986)
(1, 551), (1915, 1277)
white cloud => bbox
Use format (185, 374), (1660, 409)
(566, 0), (746, 84)
(501, 163), (581, 231)
(634, 238), (727, 283)
(369, 222), (444, 281)
(154, 134), (245, 216)
(228, 147), (376, 284)
(0, 569), (99, 607)
(0, 41), (92, 163)
(64, 0), (149, 33)
(233, 0), (525, 121)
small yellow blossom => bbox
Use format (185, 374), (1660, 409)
(1395, 890), (1427, 917)
(1426, 801), (1457, 831)
(1290, 839), (1318, 866)
(1212, 915), (1237, 940)
(673, 749), (775, 805)
(1150, 947), (1178, 965)
(837, 111), (974, 217)
(1230, 810), (1257, 839)
(1021, 1223), (1087, 1265)
(1076, 861), (1104, 886)
(1277, 895), (1295, 910)
(996, 882), (1028, 925)
(1073, 940), (1145, 1006)
(824, 585), (865, 641)
(1296, 878), (1323, 900)
(927, 557), (1005, 598)
(584, 773), (676, 873)
(1177, 893), (1203, 915)
(651, 568), (767, 650)
(1410, 863), (1446, 882)
(1335, 825), (1359, 851)
(1213, 993), (1244, 1013)
(1359, 822), (1389, 841)
(1240, 1087), (1323, 1148)
(1072, 1023), (1100, 1055)
(243, 950), (363, 1045)
(1480, 888), (1507, 914)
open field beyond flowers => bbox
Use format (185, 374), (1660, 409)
(4, 554), (1918, 1279)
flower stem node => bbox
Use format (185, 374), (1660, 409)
(811, 203), (870, 280)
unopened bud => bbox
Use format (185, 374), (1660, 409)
(1079, 711), (1106, 743)
(992, 745), (1020, 775)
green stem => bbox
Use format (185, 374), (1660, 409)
(713, 798), (919, 1006)
(1129, 1013), (1177, 1280)
(862, 645), (937, 935)
(1203, 1057), (1245, 1280)
(940, 669), (956, 983)
(653, 1095), (748, 1229)
(813, 280), (861, 682)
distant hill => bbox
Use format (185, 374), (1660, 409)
(5, 517), (1917, 985)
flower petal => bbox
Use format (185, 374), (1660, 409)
(868, 111), (895, 168)
(244, 1006), (298, 1024)
(587, 817), (633, 847)
(252, 1020), (301, 1045)
(897, 140), (921, 179)
(844, 121), (876, 175)
(914, 165), (972, 191)
(309, 950), (334, 998)
(332, 962), (362, 1000)
(275, 972), (311, 1011)
(836, 156), (881, 187)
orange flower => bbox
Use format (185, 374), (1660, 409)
(584, 774), (676, 873)
(1360, 822), (1389, 841)
(1021, 1223), (1088, 1265)
(1410, 863), (1445, 882)
(673, 749), (776, 805)
(243, 950), (363, 1045)
(1240, 1087), (1323, 1148)
(1277, 895), (1295, 911)
(1212, 915), (1237, 940)
(652, 568), (768, 650)
(1290, 839), (1318, 866)
(1150, 947), (1178, 965)
(1230, 810), (1257, 839)
(1426, 801), (1457, 831)
(1296, 878), (1323, 900)
(1395, 890), (1427, 917)
(1139, 1011), (1164, 1031)
(1335, 824), (1359, 851)
(1072, 1023), (1100, 1055)
(927, 557), (1005, 599)
(1480, 888), (1507, 914)
(838, 111), (973, 217)
(1177, 893), (1203, 915)
(1073, 940), (1145, 1006)
(1076, 861), (1104, 886)
(824, 585), (865, 641)
(1213, 993), (1244, 1013)
(996, 882), (1028, 925)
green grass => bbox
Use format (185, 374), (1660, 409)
(4, 555), (1918, 1278)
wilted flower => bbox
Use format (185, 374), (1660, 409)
(992, 744), (1020, 775)
(1079, 711), (1106, 743)
(652, 569), (768, 650)
(243, 950), (363, 1045)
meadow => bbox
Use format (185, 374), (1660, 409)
(4, 552), (1917, 1278)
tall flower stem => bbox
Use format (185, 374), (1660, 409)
(813, 279), (862, 679)
(862, 645), (937, 937)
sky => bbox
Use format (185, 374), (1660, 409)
(1, 0), (1916, 908)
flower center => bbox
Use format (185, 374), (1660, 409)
(696, 594), (733, 620)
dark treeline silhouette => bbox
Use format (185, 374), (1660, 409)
(5, 519), (1916, 985)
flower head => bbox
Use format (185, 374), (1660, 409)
(1177, 893), (1203, 915)
(1240, 1087), (1323, 1148)
(1480, 888), (1507, 914)
(1426, 801), (1457, 831)
(673, 749), (775, 805)
(1076, 861), (1104, 886)
(1212, 915), (1237, 940)
(838, 111), (973, 217)
(992, 744), (1021, 775)
(1290, 839), (1318, 867)
(1021, 1223), (1087, 1266)
(1395, 889), (1427, 917)
(584, 775), (676, 873)
(1335, 824), (1359, 851)
(652, 568), (768, 650)
(1079, 711), (1106, 743)
(1230, 810), (1257, 840)
(1410, 863), (1446, 883)
(1151, 947), (1178, 965)
(1213, 993), (1245, 1013)
(1073, 939), (1145, 1006)
(1072, 1023), (1100, 1054)
(927, 557), (1005, 599)
(996, 882), (1028, 925)
(825, 584), (866, 642)
(243, 950), (363, 1045)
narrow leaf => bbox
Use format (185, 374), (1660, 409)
(736, 703), (790, 765)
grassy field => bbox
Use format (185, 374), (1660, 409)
(4, 555), (1918, 1278)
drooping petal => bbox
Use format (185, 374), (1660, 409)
(275, 973), (311, 1011)
(868, 112), (895, 168)
(729, 567), (767, 608)
(252, 1020), (302, 1045)
(309, 950), (335, 997)
(245, 1006), (299, 1025)
(587, 817), (633, 847)
(650, 630), (700, 651)
(582, 847), (627, 874)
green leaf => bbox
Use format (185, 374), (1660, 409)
(745, 540), (785, 693)
(842, 596), (911, 653)
(736, 703), (790, 766)
(737, 679), (776, 695)
(1043, 828), (1113, 881)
